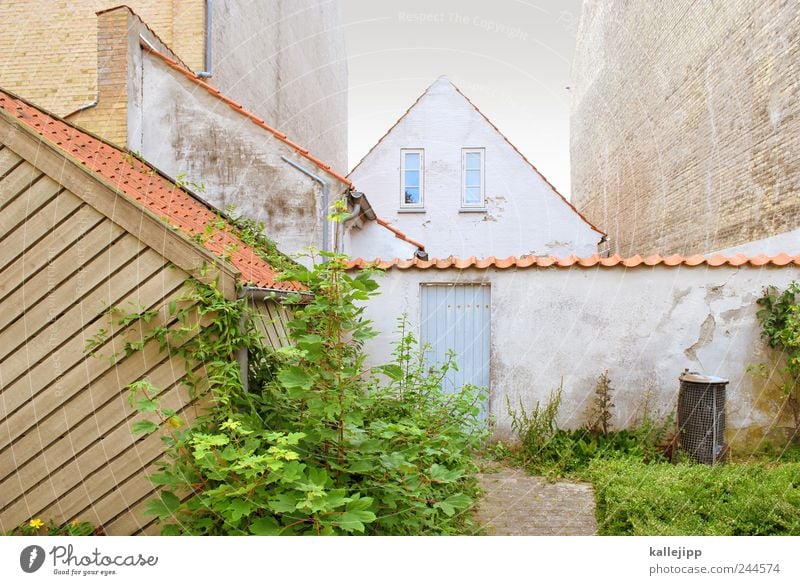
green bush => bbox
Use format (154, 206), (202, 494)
(589, 457), (800, 535)
(125, 204), (487, 535)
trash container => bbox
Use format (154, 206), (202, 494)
(677, 370), (728, 464)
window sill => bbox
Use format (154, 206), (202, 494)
(459, 208), (487, 213)
(397, 209), (426, 214)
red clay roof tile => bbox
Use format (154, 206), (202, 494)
(375, 217), (426, 251)
(345, 253), (800, 271)
(0, 88), (301, 292)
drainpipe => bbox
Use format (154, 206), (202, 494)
(197, 0), (214, 78)
(281, 156), (330, 251)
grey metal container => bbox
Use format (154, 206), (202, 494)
(677, 370), (729, 464)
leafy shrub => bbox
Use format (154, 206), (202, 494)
(590, 457), (800, 535)
(127, 207), (486, 535)
(755, 281), (800, 439)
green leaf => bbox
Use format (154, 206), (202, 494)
(429, 464), (463, 483)
(250, 516), (281, 536)
(334, 510), (376, 533)
(145, 491), (181, 519)
(132, 420), (159, 435)
(228, 498), (252, 522)
(277, 366), (314, 391)
(268, 493), (299, 514)
(135, 398), (159, 413)
(376, 364), (403, 380)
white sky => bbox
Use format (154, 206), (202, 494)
(341, 0), (583, 198)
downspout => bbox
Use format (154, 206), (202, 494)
(281, 156), (330, 251)
(197, 0), (214, 78)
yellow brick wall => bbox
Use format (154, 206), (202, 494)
(570, 0), (800, 255)
(0, 0), (204, 117)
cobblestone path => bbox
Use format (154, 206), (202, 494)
(473, 466), (598, 535)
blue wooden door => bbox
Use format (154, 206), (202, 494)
(420, 283), (490, 420)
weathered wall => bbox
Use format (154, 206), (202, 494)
(0, 1), (347, 170)
(139, 50), (349, 260)
(358, 263), (800, 451)
(211, 0), (348, 172)
(348, 77), (602, 260)
(570, 0), (800, 256)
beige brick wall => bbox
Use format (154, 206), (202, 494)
(0, 0), (204, 117)
(570, 0), (800, 256)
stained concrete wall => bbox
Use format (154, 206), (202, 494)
(211, 0), (348, 172)
(570, 0), (800, 256)
(348, 77), (603, 260)
(357, 264), (800, 451)
(138, 50), (350, 259)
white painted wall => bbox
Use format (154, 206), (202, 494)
(342, 219), (419, 260)
(137, 50), (350, 260)
(346, 77), (603, 260)
(357, 264), (800, 450)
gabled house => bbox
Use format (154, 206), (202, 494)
(346, 76), (605, 260)
(0, 88), (298, 535)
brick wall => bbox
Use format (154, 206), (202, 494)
(0, 0), (204, 118)
(570, 0), (800, 256)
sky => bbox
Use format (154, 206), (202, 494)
(341, 0), (584, 198)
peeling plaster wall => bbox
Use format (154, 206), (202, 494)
(358, 265), (800, 450)
(138, 51), (349, 259)
(348, 78), (602, 260)
(343, 220), (419, 260)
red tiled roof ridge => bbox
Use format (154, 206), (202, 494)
(347, 76), (605, 237)
(140, 42), (352, 187)
(0, 87), (302, 292)
(375, 216), (426, 251)
(346, 252), (800, 270)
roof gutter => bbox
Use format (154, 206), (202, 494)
(281, 155), (330, 251)
(197, 0), (214, 78)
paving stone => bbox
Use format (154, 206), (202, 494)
(473, 467), (597, 536)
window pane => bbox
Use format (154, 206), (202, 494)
(465, 186), (482, 204)
(465, 169), (481, 187)
(404, 152), (420, 171)
(404, 187), (420, 204)
(404, 170), (419, 188)
(465, 152), (481, 169)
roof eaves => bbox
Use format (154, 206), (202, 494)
(375, 217), (426, 252)
(346, 253), (800, 270)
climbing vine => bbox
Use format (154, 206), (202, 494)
(115, 202), (486, 535)
(755, 281), (800, 441)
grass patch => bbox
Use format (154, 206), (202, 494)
(589, 457), (800, 535)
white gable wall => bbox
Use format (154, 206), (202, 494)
(347, 78), (602, 260)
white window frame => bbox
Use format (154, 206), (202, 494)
(461, 148), (485, 208)
(400, 148), (424, 209)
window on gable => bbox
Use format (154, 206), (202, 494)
(401, 149), (424, 208)
(462, 148), (485, 208)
